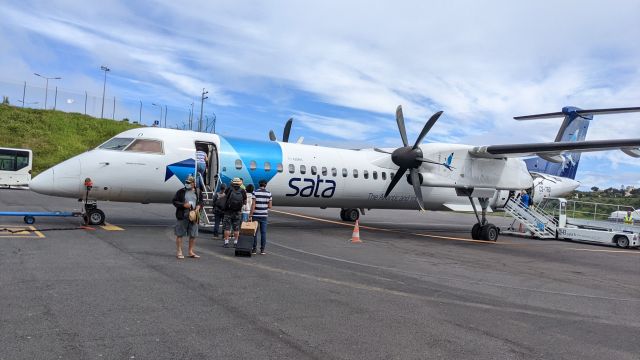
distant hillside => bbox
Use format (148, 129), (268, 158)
(0, 104), (139, 175)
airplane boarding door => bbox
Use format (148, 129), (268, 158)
(195, 141), (219, 191)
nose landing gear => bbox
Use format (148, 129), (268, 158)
(81, 177), (106, 226)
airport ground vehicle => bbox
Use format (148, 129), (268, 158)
(503, 197), (640, 248)
(0, 147), (32, 186)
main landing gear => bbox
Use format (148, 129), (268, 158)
(340, 208), (360, 222)
(469, 197), (499, 241)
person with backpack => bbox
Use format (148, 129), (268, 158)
(172, 176), (203, 259)
(222, 177), (247, 248)
(211, 183), (227, 238)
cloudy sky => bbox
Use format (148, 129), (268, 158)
(1, 0), (639, 189)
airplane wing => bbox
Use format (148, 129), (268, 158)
(470, 138), (640, 162)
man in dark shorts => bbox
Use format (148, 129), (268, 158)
(222, 177), (246, 248)
(172, 176), (202, 259)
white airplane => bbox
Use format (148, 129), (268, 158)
(29, 105), (640, 241)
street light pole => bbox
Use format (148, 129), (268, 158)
(21, 81), (26, 108)
(100, 65), (110, 118)
(199, 88), (208, 132)
(164, 105), (167, 127)
(34, 73), (61, 109)
(139, 100), (142, 124)
(189, 102), (194, 130)
(152, 103), (162, 127)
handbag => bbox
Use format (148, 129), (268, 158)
(240, 221), (258, 236)
(188, 209), (199, 223)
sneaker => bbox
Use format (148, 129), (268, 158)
(223, 242), (229, 248)
(251, 249), (257, 255)
(260, 250), (266, 255)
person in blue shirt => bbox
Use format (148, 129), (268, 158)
(520, 190), (530, 209)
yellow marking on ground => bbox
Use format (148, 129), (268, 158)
(100, 223), (124, 231)
(0, 225), (44, 238)
(30, 225), (45, 238)
(566, 248), (640, 254)
(271, 209), (505, 245)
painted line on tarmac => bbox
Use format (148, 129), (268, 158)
(271, 209), (506, 245)
(566, 248), (640, 255)
(100, 223), (125, 231)
(190, 245), (640, 327)
(0, 225), (45, 238)
(269, 241), (640, 302)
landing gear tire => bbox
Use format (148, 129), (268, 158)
(86, 209), (106, 225)
(480, 224), (499, 242)
(471, 223), (481, 240)
(616, 236), (629, 248)
(342, 208), (360, 222)
(339, 209), (347, 221)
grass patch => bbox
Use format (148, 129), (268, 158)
(0, 104), (139, 175)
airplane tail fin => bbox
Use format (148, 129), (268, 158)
(517, 106), (640, 179)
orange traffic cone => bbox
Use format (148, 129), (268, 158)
(351, 220), (362, 243)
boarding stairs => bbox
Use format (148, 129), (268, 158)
(503, 198), (557, 239)
(199, 189), (216, 227)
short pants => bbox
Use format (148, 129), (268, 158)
(175, 218), (198, 238)
(223, 212), (242, 232)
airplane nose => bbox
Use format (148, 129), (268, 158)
(29, 167), (54, 194)
(29, 158), (82, 196)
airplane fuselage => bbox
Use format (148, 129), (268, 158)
(30, 127), (576, 211)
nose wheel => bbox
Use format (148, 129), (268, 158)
(83, 202), (106, 225)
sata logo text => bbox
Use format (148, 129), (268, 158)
(287, 175), (336, 198)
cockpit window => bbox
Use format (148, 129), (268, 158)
(99, 137), (134, 150)
(124, 139), (164, 154)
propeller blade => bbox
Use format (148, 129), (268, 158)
(384, 166), (407, 198)
(283, 118), (293, 142)
(296, 136), (304, 144)
(409, 168), (425, 211)
(413, 111), (443, 150)
(269, 130), (277, 141)
(374, 148), (392, 154)
(396, 105), (409, 147)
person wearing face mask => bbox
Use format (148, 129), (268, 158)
(172, 175), (203, 259)
(222, 177), (247, 248)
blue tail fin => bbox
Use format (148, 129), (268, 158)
(523, 106), (590, 179)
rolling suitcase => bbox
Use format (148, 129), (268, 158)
(234, 235), (254, 257)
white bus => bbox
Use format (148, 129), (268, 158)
(0, 147), (32, 187)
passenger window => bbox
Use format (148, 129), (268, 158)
(332, 167), (337, 177)
(363, 170), (369, 179)
(288, 164), (295, 174)
(0, 149), (30, 171)
(382, 172), (386, 180)
(353, 169), (358, 178)
(249, 160), (257, 171)
(277, 163), (283, 173)
(235, 159), (243, 170)
(300, 165), (307, 174)
(264, 162), (271, 172)
(373, 171), (378, 180)
(311, 166), (317, 175)
(124, 139), (163, 154)
(342, 168), (348, 177)
(321, 167), (327, 176)
(99, 137), (134, 150)
(390, 172), (395, 178)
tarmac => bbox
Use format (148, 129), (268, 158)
(1, 188), (639, 360)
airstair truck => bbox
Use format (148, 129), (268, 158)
(502, 197), (640, 248)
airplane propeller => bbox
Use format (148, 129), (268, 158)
(269, 118), (293, 142)
(376, 105), (445, 210)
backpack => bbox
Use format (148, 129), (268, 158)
(214, 193), (226, 211)
(225, 188), (244, 211)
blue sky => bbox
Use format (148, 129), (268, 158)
(1, 0), (639, 189)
